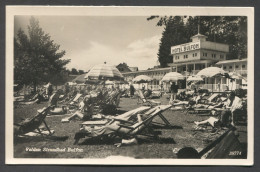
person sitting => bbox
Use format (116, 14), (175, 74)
(49, 90), (62, 107)
(194, 110), (231, 128)
(62, 95), (94, 122)
(224, 91), (243, 126)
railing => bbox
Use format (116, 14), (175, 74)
(197, 84), (242, 91)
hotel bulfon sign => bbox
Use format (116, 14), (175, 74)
(171, 41), (200, 54)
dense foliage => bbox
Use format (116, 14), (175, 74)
(148, 16), (247, 67)
(14, 17), (70, 90)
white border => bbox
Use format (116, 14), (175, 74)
(5, 6), (254, 165)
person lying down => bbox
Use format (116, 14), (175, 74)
(194, 110), (231, 128)
(73, 107), (162, 145)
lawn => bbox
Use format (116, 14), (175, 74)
(13, 95), (247, 159)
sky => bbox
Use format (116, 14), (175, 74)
(14, 16), (164, 71)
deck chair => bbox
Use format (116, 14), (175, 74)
(14, 106), (53, 136)
(177, 128), (244, 159)
(136, 90), (161, 106)
(199, 93), (220, 105)
(66, 93), (83, 109)
(79, 106), (152, 127)
(74, 105), (173, 144)
(186, 95), (228, 115)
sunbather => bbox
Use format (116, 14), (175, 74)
(194, 111), (231, 128)
(74, 106), (164, 144)
(62, 95), (94, 122)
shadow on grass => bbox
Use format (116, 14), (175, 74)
(151, 124), (183, 129)
(14, 135), (69, 144)
(79, 134), (176, 145)
(116, 109), (128, 114)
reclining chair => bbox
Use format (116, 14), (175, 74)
(74, 105), (173, 144)
(136, 90), (161, 106)
(14, 106), (53, 136)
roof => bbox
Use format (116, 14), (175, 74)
(190, 33), (208, 39)
(129, 67), (138, 72)
(168, 60), (216, 66)
(72, 74), (86, 83)
(215, 58), (247, 65)
(122, 67), (172, 75)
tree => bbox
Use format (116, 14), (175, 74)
(78, 70), (85, 75)
(148, 16), (247, 67)
(14, 17), (70, 91)
(156, 16), (188, 67)
(71, 68), (78, 75)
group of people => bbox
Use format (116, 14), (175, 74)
(48, 83), (123, 122)
(194, 91), (245, 129)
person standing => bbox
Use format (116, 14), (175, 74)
(46, 82), (53, 98)
(172, 82), (178, 100)
(218, 82), (221, 92)
(130, 84), (135, 98)
(169, 82), (176, 104)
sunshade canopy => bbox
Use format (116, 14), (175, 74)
(133, 75), (152, 83)
(161, 72), (185, 82)
(72, 74), (87, 84)
(196, 67), (226, 78)
(85, 63), (123, 80)
(187, 75), (203, 81)
(228, 72), (245, 80)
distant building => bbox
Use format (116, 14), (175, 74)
(215, 58), (247, 90)
(122, 67), (173, 90)
(116, 63), (132, 73)
(129, 67), (138, 72)
(122, 32), (247, 91)
(168, 33), (229, 76)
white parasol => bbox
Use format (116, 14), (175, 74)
(161, 72), (185, 82)
(85, 62), (123, 80)
(133, 75), (152, 83)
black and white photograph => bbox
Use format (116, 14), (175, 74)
(5, 6), (254, 165)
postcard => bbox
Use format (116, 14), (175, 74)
(6, 6), (254, 165)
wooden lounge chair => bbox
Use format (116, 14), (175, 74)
(136, 90), (161, 106)
(14, 106), (53, 136)
(79, 106), (152, 127)
(74, 105), (173, 144)
(177, 128), (244, 159)
(199, 93), (220, 105)
(66, 93), (83, 109)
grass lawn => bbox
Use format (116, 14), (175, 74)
(13, 95), (247, 159)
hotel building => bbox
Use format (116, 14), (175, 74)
(123, 32), (247, 91)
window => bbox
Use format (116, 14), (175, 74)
(203, 52), (208, 57)
(220, 54), (224, 59)
(195, 53), (197, 56)
(229, 66), (232, 69)
(242, 64), (246, 68)
(212, 54), (216, 58)
(184, 55), (188, 59)
(223, 66), (227, 69)
(192, 54), (194, 57)
(235, 65), (239, 68)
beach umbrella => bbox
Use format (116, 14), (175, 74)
(85, 62), (123, 81)
(72, 74), (87, 84)
(228, 72), (245, 80)
(197, 67), (226, 91)
(133, 75), (152, 83)
(187, 75), (203, 82)
(105, 80), (114, 85)
(228, 72), (246, 90)
(161, 72), (185, 82)
(196, 67), (226, 78)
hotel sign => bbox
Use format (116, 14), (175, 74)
(171, 41), (200, 54)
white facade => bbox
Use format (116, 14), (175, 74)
(171, 34), (229, 64)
